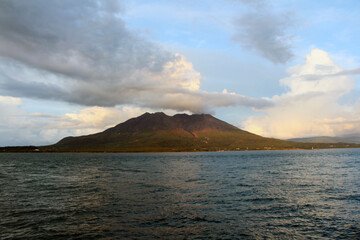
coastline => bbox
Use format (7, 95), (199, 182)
(1, 146), (360, 153)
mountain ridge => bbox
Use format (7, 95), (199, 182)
(3, 112), (360, 152)
(43, 112), (360, 152)
(102, 112), (238, 134)
(54, 112), (264, 150)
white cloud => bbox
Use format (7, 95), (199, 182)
(62, 106), (151, 131)
(243, 49), (360, 139)
(0, 99), (159, 146)
(0, 95), (37, 145)
(0, 95), (23, 126)
(0, 98), (200, 146)
(0, 95), (21, 106)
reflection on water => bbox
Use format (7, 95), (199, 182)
(0, 150), (360, 239)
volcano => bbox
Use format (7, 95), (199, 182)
(41, 112), (359, 152)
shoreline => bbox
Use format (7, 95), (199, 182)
(1, 146), (360, 153)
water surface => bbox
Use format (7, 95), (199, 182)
(1, 149), (360, 239)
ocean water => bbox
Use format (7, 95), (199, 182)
(0, 149), (359, 239)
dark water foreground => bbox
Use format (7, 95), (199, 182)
(0, 150), (359, 239)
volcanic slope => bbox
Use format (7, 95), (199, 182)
(45, 112), (358, 152)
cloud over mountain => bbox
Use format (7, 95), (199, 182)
(0, 0), (270, 113)
(0, 95), (154, 146)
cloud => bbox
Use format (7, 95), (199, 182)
(0, 0), (159, 80)
(62, 106), (150, 131)
(0, 97), (157, 146)
(242, 49), (360, 139)
(0, 0), (269, 113)
(295, 67), (360, 82)
(0, 93), (270, 146)
(0, 95), (38, 145)
(232, 0), (294, 64)
(0, 95), (22, 123)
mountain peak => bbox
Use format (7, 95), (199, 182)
(53, 111), (265, 151)
(48, 111), (359, 152)
(105, 111), (235, 134)
(140, 112), (167, 117)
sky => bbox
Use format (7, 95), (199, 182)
(1, 0), (360, 146)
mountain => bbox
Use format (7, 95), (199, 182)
(289, 136), (360, 144)
(39, 112), (360, 152)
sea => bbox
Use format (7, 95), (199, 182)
(0, 149), (359, 239)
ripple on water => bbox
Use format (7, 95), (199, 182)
(0, 150), (360, 239)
